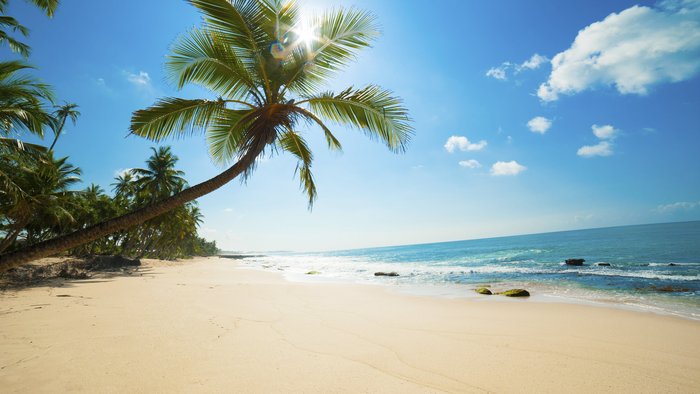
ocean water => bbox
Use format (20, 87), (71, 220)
(237, 221), (700, 320)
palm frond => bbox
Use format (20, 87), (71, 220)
(206, 107), (257, 165)
(303, 85), (413, 152)
(0, 16), (29, 36)
(166, 27), (257, 100)
(283, 8), (379, 96)
(188, 0), (272, 98)
(0, 137), (46, 153)
(277, 129), (316, 207)
(0, 31), (30, 57)
(129, 97), (226, 142)
(25, 0), (59, 17)
(291, 106), (341, 151)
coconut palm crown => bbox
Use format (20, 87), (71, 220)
(0, 0), (412, 269)
(130, 0), (413, 206)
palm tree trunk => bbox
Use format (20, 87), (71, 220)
(0, 143), (265, 271)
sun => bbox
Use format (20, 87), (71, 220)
(292, 16), (318, 48)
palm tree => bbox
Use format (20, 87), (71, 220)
(48, 102), (79, 151)
(112, 171), (137, 202)
(0, 0), (412, 270)
(0, 151), (80, 252)
(132, 146), (187, 203)
(0, 0), (59, 57)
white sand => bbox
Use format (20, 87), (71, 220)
(1, 256), (699, 393)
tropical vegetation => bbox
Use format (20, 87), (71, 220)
(0, 0), (412, 270)
(0, 145), (219, 259)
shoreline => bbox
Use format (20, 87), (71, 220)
(2, 256), (699, 393)
(237, 256), (700, 322)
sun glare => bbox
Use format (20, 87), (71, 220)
(293, 15), (317, 48)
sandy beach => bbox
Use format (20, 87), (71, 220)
(1, 256), (699, 393)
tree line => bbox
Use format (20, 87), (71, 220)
(0, 0), (218, 260)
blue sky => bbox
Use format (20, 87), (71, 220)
(5, 0), (700, 251)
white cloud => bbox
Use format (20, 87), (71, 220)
(458, 159), (482, 169)
(520, 54), (548, 70)
(592, 124), (617, 140)
(538, 1), (700, 101)
(577, 141), (613, 157)
(655, 200), (700, 213)
(527, 116), (552, 134)
(578, 124), (619, 157)
(223, 208), (234, 213)
(486, 66), (508, 80)
(490, 161), (526, 176)
(114, 168), (134, 178)
(444, 136), (487, 153)
(486, 54), (549, 80)
(126, 71), (151, 86)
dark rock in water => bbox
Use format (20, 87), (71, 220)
(565, 258), (585, 266)
(374, 272), (399, 277)
(499, 289), (530, 297)
(637, 285), (692, 293)
(596, 263), (611, 267)
(475, 287), (492, 295)
(306, 270), (321, 275)
(219, 254), (265, 260)
(668, 263), (678, 267)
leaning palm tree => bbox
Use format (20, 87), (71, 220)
(0, 0), (412, 270)
(48, 102), (79, 151)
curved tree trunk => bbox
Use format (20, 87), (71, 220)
(0, 144), (265, 271)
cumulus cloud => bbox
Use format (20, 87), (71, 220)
(126, 71), (151, 86)
(444, 136), (487, 152)
(577, 141), (613, 157)
(490, 161), (526, 176)
(538, 1), (700, 101)
(520, 54), (548, 70)
(459, 159), (482, 169)
(527, 116), (552, 134)
(592, 124), (617, 140)
(114, 168), (134, 178)
(578, 124), (618, 157)
(486, 53), (549, 80)
(655, 200), (700, 213)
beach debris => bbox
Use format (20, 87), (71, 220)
(0, 255), (140, 290)
(475, 287), (492, 295)
(57, 267), (90, 280)
(374, 272), (399, 277)
(596, 262), (611, 267)
(306, 271), (321, 275)
(565, 258), (585, 266)
(498, 289), (531, 297)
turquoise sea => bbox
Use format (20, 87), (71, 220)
(239, 221), (700, 319)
